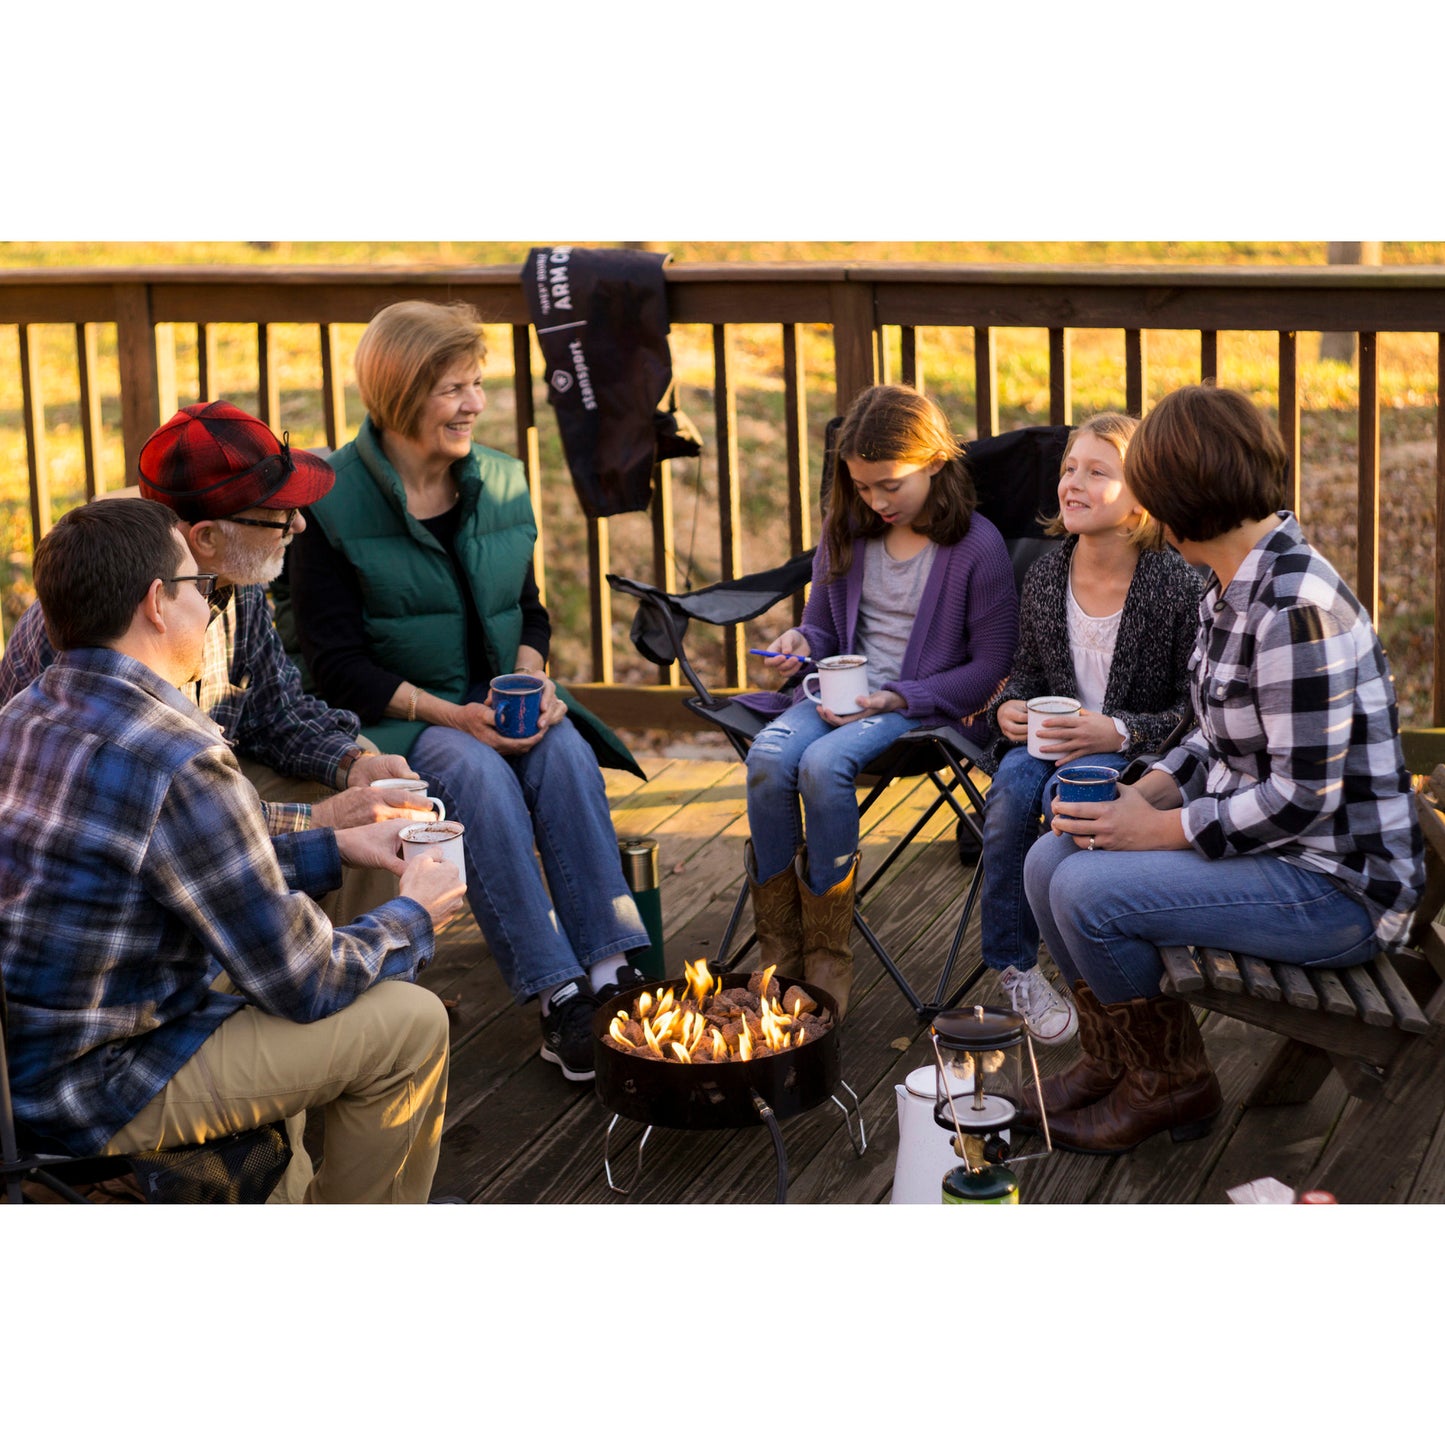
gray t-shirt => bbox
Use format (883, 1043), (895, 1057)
(855, 536), (936, 692)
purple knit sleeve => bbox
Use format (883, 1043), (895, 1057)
(888, 523), (1018, 726)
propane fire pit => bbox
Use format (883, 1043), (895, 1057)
(592, 962), (866, 1202)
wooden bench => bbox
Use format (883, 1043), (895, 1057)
(1153, 767), (1445, 1199)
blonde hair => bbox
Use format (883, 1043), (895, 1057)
(354, 300), (487, 439)
(1047, 411), (1162, 551)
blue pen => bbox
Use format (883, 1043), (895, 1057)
(749, 648), (810, 664)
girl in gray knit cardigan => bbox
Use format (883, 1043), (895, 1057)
(981, 413), (1202, 1043)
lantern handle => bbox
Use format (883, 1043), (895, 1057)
(827, 1079), (868, 1157)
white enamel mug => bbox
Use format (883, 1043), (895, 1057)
(399, 820), (467, 877)
(802, 654), (870, 715)
(1026, 695), (1081, 760)
(370, 776), (446, 821)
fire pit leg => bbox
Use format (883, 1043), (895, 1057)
(828, 1081), (868, 1157)
(603, 1114), (654, 1196)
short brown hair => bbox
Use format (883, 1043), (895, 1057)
(1045, 411), (1163, 551)
(1125, 385), (1288, 542)
(34, 498), (187, 651)
(354, 300), (487, 439)
(824, 384), (974, 580)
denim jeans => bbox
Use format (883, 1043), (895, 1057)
(1021, 828), (1379, 1004)
(746, 699), (916, 892)
(979, 745), (1127, 975)
(408, 702), (649, 1003)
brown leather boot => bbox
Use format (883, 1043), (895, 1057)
(1048, 992), (1224, 1155)
(796, 849), (859, 1020)
(745, 841), (803, 980)
(1017, 982), (1124, 1127)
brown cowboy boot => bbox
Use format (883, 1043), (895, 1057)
(796, 849), (859, 1020)
(745, 840), (803, 980)
(1017, 981), (1125, 1127)
(1048, 992), (1224, 1155)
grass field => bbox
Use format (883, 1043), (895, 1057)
(0, 241), (1437, 724)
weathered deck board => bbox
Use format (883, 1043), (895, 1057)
(408, 754), (1445, 1206)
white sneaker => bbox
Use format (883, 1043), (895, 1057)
(1000, 965), (1078, 1046)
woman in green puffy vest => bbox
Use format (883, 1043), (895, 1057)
(289, 300), (650, 1085)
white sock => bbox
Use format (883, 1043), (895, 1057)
(588, 954), (628, 993)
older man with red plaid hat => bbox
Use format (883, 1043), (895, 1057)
(0, 402), (435, 924)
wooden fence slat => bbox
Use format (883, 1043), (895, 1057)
(510, 324), (546, 605)
(829, 280), (876, 415)
(900, 325), (920, 392)
(1279, 329), (1302, 519)
(588, 516), (612, 684)
(257, 321), (279, 428)
(713, 323), (744, 687)
(1437, 334), (1445, 725)
(1048, 327), (1072, 426)
(19, 325), (50, 545)
(75, 322), (102, 499)
(114, 283), (160, 487)
(782, 323), (811, 629)
(1200, 329), (1218, 384)
(320, 323), (346, 451)
(197, 321), (217, 403)
(1125, 327), (1146, 416)
(975, 326), (998, 437)
(1358, 330), (1380, 619)
(650, 459), (678, 685)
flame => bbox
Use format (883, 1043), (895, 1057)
(642, 1017), (664, 1058)
(759, 964), (777, 999)
(711, 1028), (727, 1061)
(671, 1042), (692, 1064)
(609, 1017), (630, 1047)
(684, 957), (715, 1003)
(738, 1024), (753, 1061)
(637, 991), (653, 1019)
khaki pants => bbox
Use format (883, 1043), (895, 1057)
(107, 981), (449, 1204)
(241, 746), (400, 927)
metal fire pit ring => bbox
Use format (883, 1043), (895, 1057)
(592, 971), (866, 1201)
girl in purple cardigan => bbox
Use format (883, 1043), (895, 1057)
(739, 385), (1018, 1018)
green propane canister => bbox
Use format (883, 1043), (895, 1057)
(942, 1162), (1020, 1205)
(618, 837), (666, 980)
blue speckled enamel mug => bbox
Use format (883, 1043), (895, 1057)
(1054, 765), (1119, 804)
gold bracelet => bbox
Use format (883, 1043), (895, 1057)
(407, 685), (419, 722)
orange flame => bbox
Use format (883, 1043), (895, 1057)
(684, 957), (714, 1003)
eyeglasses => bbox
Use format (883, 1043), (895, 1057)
(226, 508), (300, 532)
(165, 574), (219, 599)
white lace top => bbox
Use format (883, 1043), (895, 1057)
(1066, 570), (1122, 715)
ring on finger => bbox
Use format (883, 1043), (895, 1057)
(1086, 836), (1096, 851)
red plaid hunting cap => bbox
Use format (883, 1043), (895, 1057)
(138, 401), (335, 522)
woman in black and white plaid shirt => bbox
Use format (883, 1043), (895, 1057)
(1022, 385), (1425, 1156)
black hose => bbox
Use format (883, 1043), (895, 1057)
(750, 1088), (788, 1204)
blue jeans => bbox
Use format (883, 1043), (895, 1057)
(408, 703), (649, 1004)
(1021, 828), (1379, 1005)
(746, 699), (916, 892)
(979, 746), (1127, 975)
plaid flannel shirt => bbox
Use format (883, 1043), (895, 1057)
(0, 649), (433, 1156)
(1156, 513), (1423, 947)
(0, 586), (363, 835)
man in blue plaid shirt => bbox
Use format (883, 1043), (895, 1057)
(0, 402), (439, 901)
(0, 498), (466, 1202)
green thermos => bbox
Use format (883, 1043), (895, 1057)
(618, 836), (665, 980)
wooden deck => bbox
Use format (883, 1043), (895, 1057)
(409, 752), (1445, 1206)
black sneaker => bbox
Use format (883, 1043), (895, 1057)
(539, 978), (600, 1083)
(595, 963), (649, 1008)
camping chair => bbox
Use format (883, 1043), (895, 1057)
(1, 974), (291, 1205)
(608, 421), (1070, 1021)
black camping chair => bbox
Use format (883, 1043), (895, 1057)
(1, 973), (291, 1205)
(608, 421), (1070, 1022)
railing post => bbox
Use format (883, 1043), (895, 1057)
(830, 279), (876, 416)
(1125, 328), (1147, 417)
(320, 323), (347, 450)
(783, 322), (812, 632)
(511, 324), (546, 604)
(1436, 334), (1445, 727)
(76, 323), (103, 499)
(1048, 328), (1073, 427)
(975, 326), (998, 437)
(1357, 332), (1380, 620)
(114, 283), (161, 488)
(713, 324), (745, 686)
(18, 325), (50, 545)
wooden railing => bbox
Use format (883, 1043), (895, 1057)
(2, 262), (1443, 761)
